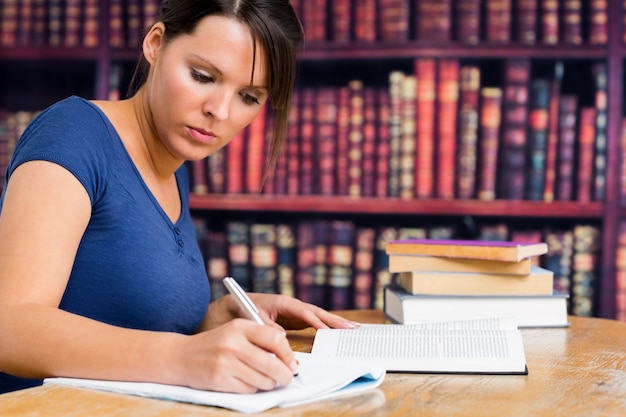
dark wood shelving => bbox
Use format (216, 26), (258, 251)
(0, 47), (100, 60)
(189, 194), (603, 218)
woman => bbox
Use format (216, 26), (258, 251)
(0, 0), (358, 394)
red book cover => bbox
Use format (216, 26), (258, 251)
(485, 0), (512, 43)
(335, 87), (351, 196)
(477, 88), (503, 201)
(589, 0), (608, 45)
(576, 107), (596, 203)
(436, 59), (459, 199)
(541, 0), (559, 44)
(387, 71), (404, 198)
(378, 0), (410, 42)
(353, 0), (376, 42)
(375, 87), (391, 198)
(525, 79), (551, 201)
(399, 75), (417, 199)
(245, 105), (267, 194)
(271, 131), (288, 195)
(286, 89), (301, 196)
(498, 59), (530, 200)
(353, 227), (375, 309)
(562, 0), (582, 44)
(347, 80), (365, 197)
(83, 0), (99, 47)
(543, 68), (563, 203)
(555, 95), (578, 201)
(316, 87), (338, 196)
(516, 0), (538, 43)
(331, 0), (351, 42)
(616, 222), (626, 321)
(361, 87), (377, 197)
(226, 130), (246, 194)
(298, 88), (316, 195)
(301, 0), (327, 42)
(455, 0), (481, 44)
(415, 59), (436, 198)
(191, 159), (208, 195)
(457, 65), (481, 199)
(592, 62), (608, 201)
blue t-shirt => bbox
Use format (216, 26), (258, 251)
(0, 96), (210, 392)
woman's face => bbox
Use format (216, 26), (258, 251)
(143, 14), (268, 162)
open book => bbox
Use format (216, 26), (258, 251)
(311, 318), (528, 375)
(44, 352), (385, 414)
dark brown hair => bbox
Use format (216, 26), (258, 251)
(127, 0), (304, 188)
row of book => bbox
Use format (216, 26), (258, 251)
(291, 0), (609, 45)
(615, 221), (626, 322)
(193, 216), (601, 318)
(0, 0), (160, 49)
(189, 58), (609, 202)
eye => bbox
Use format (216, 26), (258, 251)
(191, 69), (214, 84)
(241, 93), (261, 105)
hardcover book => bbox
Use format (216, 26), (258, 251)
(397, 265), (554, 296)
(384, 284), (570, 328)
(525, 79), (551, 201)
(436, 59), (459, 199)
(388, 254), (533, 275)
(477, 87), (503, 201)
(415, 59), (436, 198)
(456, 65), (480, 199)
(385, 239), (548, 262)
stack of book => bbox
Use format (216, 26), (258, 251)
(384, 239), (570, 327)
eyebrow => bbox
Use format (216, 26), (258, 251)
(190, 53), (268, 91)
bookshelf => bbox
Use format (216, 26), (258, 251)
(0, 0), (623, 319)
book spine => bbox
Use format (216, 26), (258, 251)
(361, 87), (377, 197)
(317, 87), (338, 196)
(378, 0), (410, 42)
(436, 59), (459, 199)
(0, 0), (18, 47)
(576, 107), (596, 202)
(375, 88), (391, 198)
(331, 0), (351, 42)
(208, 148), (226, 194)
(226, 221), (251, 292)
(387, 71), (404, 197)
(353, 227), (376, 309)
(299, 88), (315, 195)
(245, 105), (267, 193)
(347, 80), (365, 198)
(250, 224), (278, 294)
(543, 230), (574, 309)
(83, 0), (99, 47)
(592, 62), (608, 201)
(416, 0), (451, 42)
(335, 87), (351, 196)
(561, 0), (582, 45)
(415, 59), (436, 198)
(205, 229), (229, 301)
(301, 0), (327, 42)
(286, 89), (301, 195)
(47, 0), (63, 47)
(477, 87), (503, 201)
(30, 0), (46, 47)
(296, 221), (316, 304)
(540, 0), (559, 44)
(455, 0), (481, 44)
(109, 0), (125, 48)
(516, 0), (538, 44)
(543, 65), (563, 202)
(191, 159), (208, 195)
(572, 225), (600, 316)
(373, 227), (398, 310)
(226, 130), (245, 194)
(126, 0), (143, 49)
(312, 220), (330, 308)
(621, 118), (626, 205)
(456, 65), (481, 199)
(353, 0), (376, 42)
(616, 221), (626, 321)
(63, 0), (82, 48)
(276, 223), (297, 298)
(525, 79), (551, 201)
(498, 59), (530, 200)
(143, 0), (161, 30)
(485, 0), (512, 43)
(399, 74), (417, 199)
(17, 0), (34, 46)
(589, 0), (608, 44)
(555, 95), (578, 201)
(327, 221), (355, 310)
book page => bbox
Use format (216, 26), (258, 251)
(312, 319), (527, 375)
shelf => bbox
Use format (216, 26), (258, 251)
(189, 194), (604, 218)
(0, 47), (100, 61)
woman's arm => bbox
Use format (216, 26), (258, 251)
(0, 161), (295, 393)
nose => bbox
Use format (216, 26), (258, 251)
(204, 88), (231, 121)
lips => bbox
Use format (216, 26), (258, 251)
(188, 126), (217, 144)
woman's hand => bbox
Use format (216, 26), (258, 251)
(179, 318), (299, 393)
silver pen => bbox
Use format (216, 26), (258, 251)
(223, 276), (265, 325)
(222, 276), (301, 380)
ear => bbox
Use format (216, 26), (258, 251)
(143, 22), (166, 65)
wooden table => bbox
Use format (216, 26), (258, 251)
(1, 310), (625, 416)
